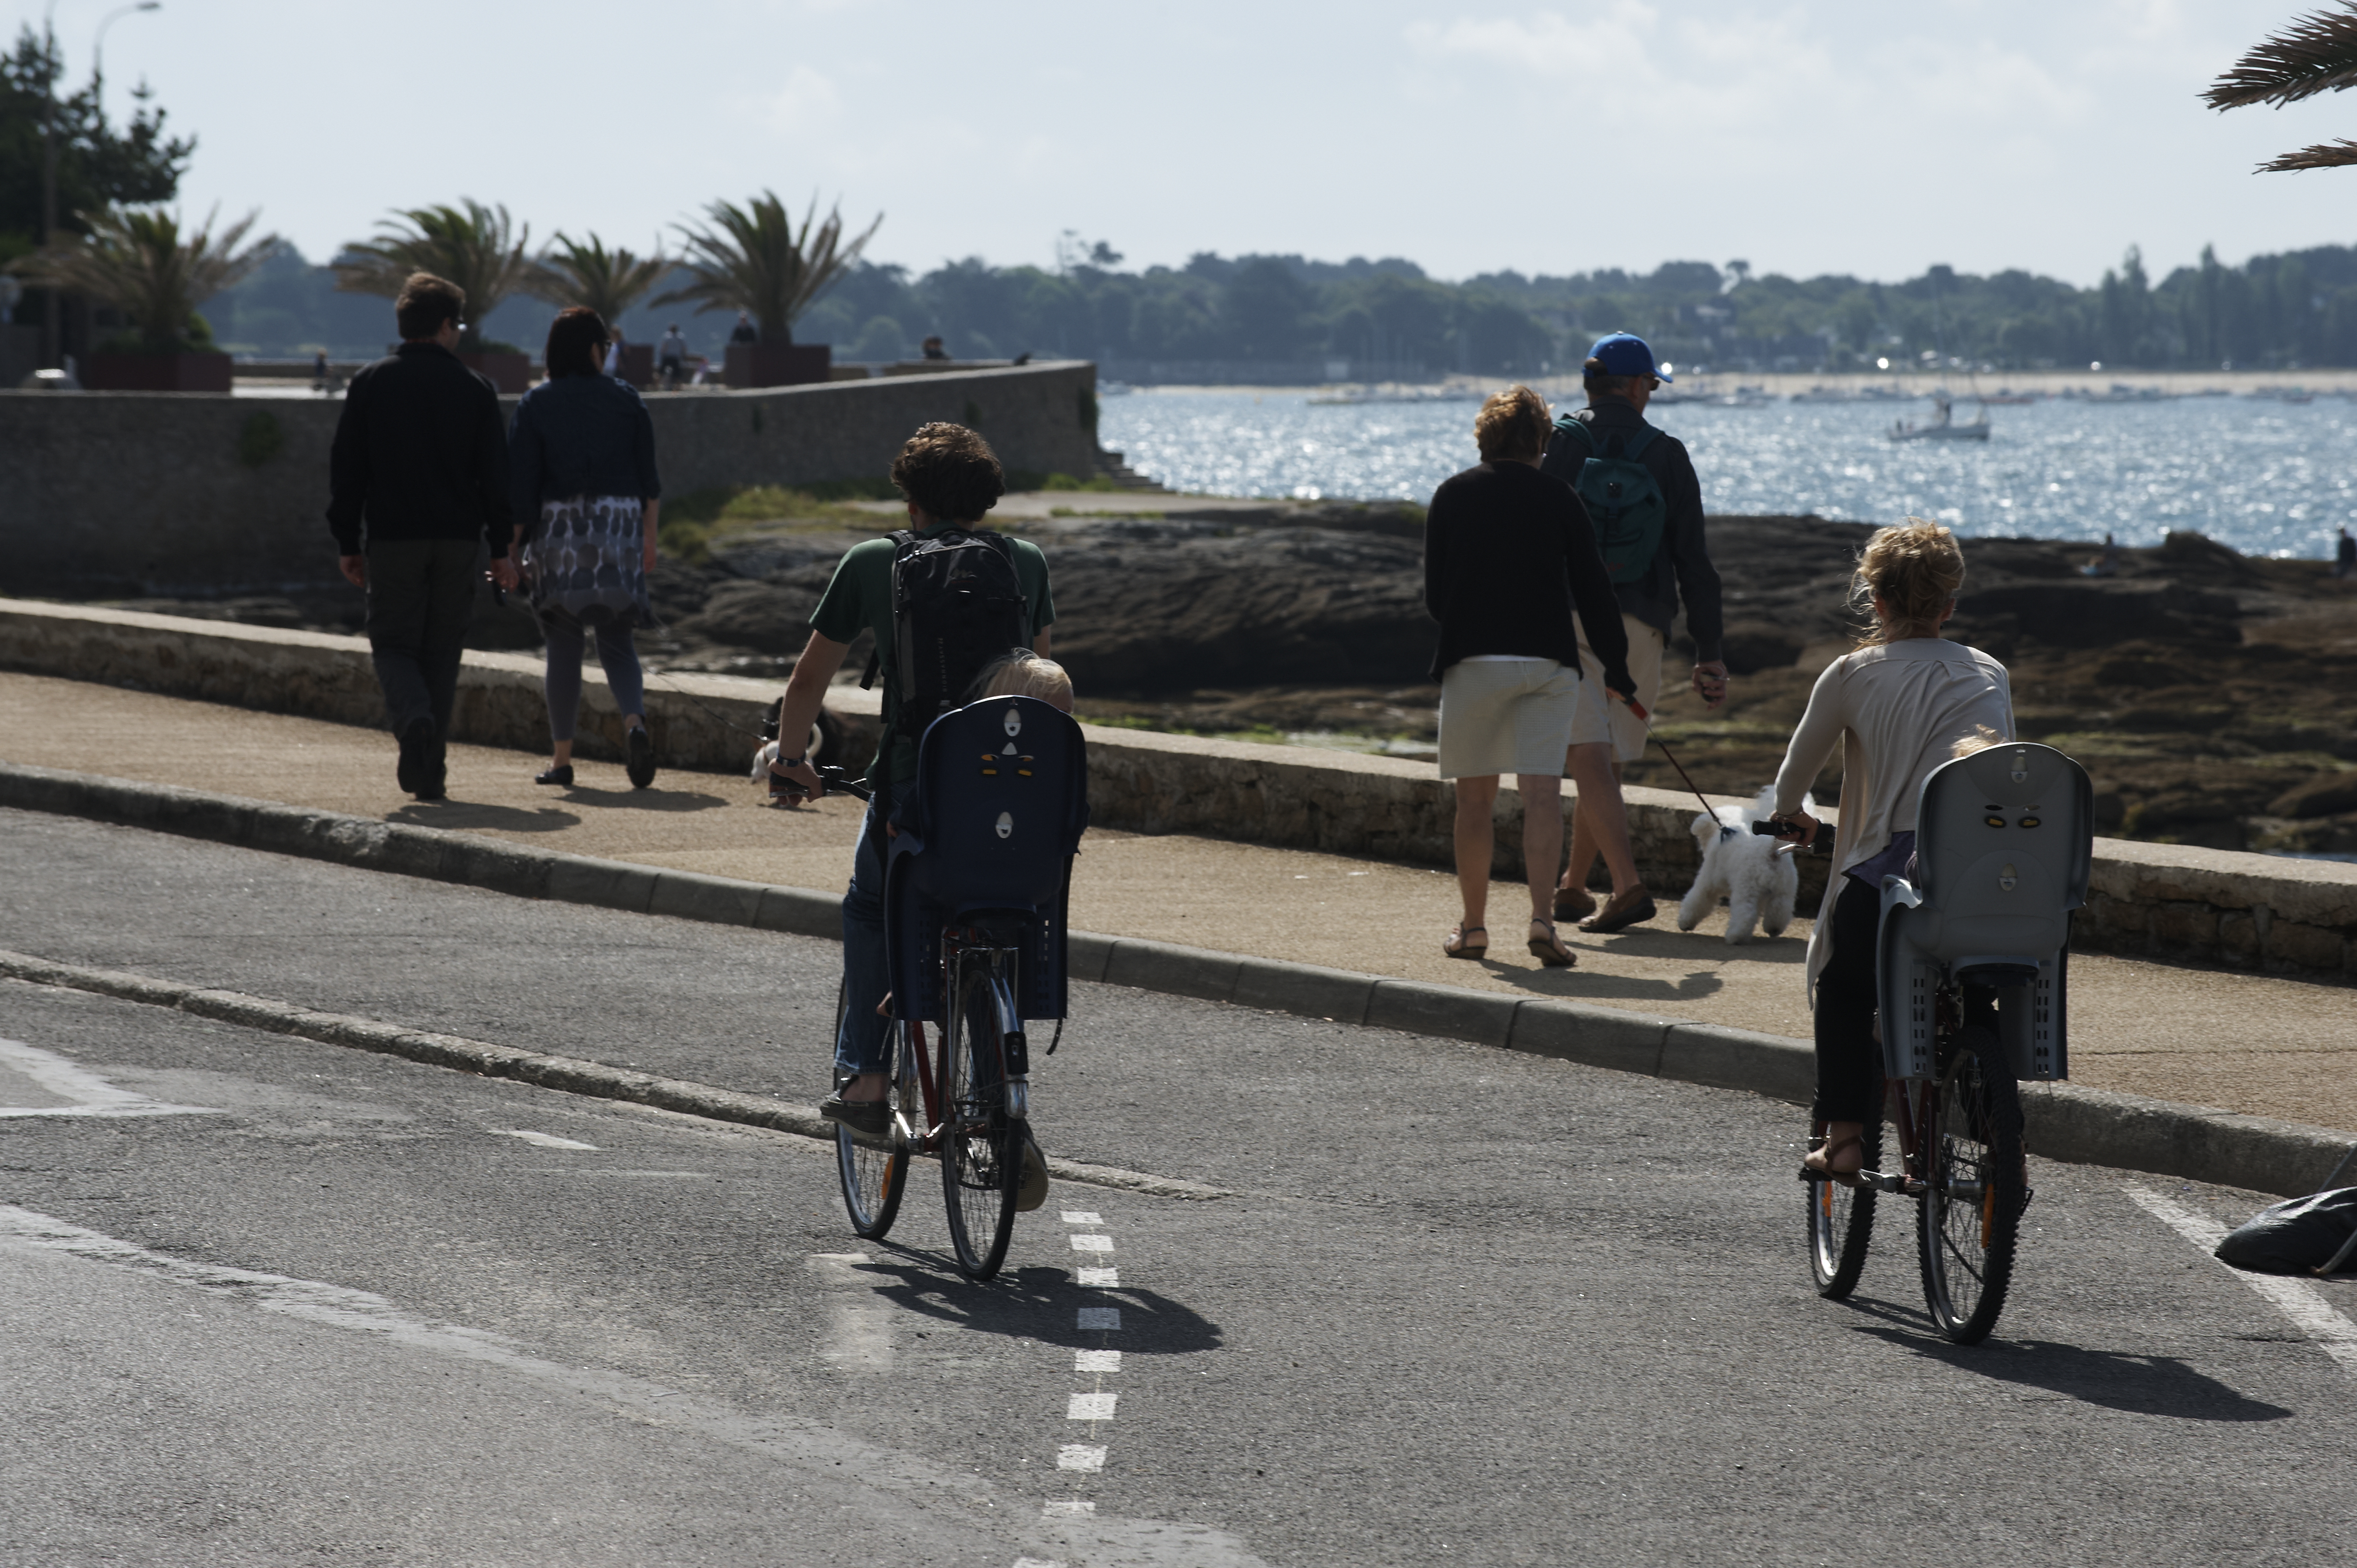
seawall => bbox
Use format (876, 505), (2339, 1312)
(0, 360), (1101, 599)
(2, 598), (2351, 982)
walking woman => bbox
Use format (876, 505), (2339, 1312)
(1424, 385), (1634, 968)
(509, 306), (662, 789)
(1766, 521), (2013, 1182)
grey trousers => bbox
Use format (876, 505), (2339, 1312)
(363, 537), (477, 749)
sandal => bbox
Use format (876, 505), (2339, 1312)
(1527, 919), (1578, 968)
(1800, 1134), (1867, 1190)
(1443, 924), (1487, 959)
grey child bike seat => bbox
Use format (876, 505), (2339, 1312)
(1876, 741), (2096, 1082)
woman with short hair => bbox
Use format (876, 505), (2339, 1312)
(508, 305), (663, 789)
(1424, 385), (1634, 967)
(1768, 521), (2015, 1182)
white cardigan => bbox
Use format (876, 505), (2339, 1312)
(1772, 638), (2015, 993)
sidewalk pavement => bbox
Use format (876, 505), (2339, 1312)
(6, 669), (2353, 1134)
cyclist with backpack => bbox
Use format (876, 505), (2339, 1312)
(764, 423), (1055, 1137)
(1540, 332), (1728, 934)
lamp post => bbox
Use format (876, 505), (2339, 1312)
(34, 0), (161, 368)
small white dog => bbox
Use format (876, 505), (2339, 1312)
(1678, 786), (1810, 944)
(751, 720), (828, 807)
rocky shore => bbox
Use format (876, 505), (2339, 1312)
(101, 495), (2357, 858)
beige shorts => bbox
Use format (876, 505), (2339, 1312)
(1568, 614), (1666, 764)
(1437, 659), (1579, 779)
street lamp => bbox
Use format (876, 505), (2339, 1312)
(92, 2), (161, 109)
(35, 0), (162, 368)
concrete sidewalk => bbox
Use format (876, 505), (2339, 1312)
(5, 668), (2354, 1134)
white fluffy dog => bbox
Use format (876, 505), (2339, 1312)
(1678, 786), (1810, 944)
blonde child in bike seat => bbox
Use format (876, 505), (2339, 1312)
(1765, 521), (2014, 1186)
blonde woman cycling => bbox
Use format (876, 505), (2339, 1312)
(1766, 521), (2014, 1185)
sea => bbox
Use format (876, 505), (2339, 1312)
(1096, 389), (2357, 559)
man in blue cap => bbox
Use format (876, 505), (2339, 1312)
(1541, 331), (1728, 934)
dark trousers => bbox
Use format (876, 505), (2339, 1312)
(364, 538), (476, 752)
(1813, 877), (1886, 1124)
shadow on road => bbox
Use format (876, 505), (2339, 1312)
(556, 787), (734, 813)
(1845, 1309), (2293, 1421)
(853, 1250), (1223, 1354)
(389, 801), (581, 832)
(1482, 961), (1726, 1004)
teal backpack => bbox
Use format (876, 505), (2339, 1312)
(1550, 415), (1666, 584)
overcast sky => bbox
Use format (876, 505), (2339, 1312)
(15, 0), (2352, 287)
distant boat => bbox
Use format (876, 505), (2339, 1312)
(1977, 389), (2038, 405)
(1888, 393), (1990, 442)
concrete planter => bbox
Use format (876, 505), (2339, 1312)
(725, 342), (830, 388)
(459, 351), (532, 393)
(80, 352), (233, 393)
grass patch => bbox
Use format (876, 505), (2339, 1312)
(1040, 471), (1122, 493)
(660, 483), (903, 562)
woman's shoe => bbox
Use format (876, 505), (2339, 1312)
(1801, 1134), (1867, 1190)
(1527, 919), (1578, 967)
(1443, 924), (1488, 960)
(534, 764), (574, 787)
(625, 725), (656, 789)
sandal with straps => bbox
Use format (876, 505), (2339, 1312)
(1527, 918), (1577, 968)
(1443, 924), (1488, 959)
(1801, 1133), (1867, 1190)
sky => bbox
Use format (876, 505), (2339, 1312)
(14, 0), (2356, 287)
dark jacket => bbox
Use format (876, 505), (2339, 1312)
(1424, 460), (1633, 689)
(507, 373), (663, 535)
(1541, 398), (1725, 663)
(325, 342), (511, 556)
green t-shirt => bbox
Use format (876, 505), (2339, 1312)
(810, 525), (1056, 785)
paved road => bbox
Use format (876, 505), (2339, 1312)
(4, 810), (2356, 1565)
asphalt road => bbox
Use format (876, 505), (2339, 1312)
(4, 808), (2356, 1566)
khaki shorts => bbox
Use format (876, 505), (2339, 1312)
(1437, 659), (1578, 779)
(1568, 614), (1665, 764)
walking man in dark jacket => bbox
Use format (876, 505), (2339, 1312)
(1541, 332), (1728, 933)
(326, 272), (515, 800)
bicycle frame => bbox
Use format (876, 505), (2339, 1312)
(1855, 983), (1963, 1198)
(887, 928), (1026, 1158)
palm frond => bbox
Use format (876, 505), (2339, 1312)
(652, 191), (881, 341)
(2205, 4), (2357, 109)
(528, 233), (670, 324)
(333, 199), (533, 349)
(2259, 136), (2357, 169)
(11, 205), (279, 349)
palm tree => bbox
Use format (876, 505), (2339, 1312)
(654, 190), (880, 342)
(528, 232), (669, 327)
(2206, 5), (2357, 170)
(332, 200), (533, 350)
(12, 204), (278, 351)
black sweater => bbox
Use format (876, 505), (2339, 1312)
(1424, 459), (1633, 689)
(325, 342), (512, 556)
(508, 373), (663, 535)
(1540, 398), (1724, 662)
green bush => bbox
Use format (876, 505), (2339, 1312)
(1040, 471), (1119, 492)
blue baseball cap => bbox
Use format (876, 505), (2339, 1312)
(1589, 332), (1671, 383)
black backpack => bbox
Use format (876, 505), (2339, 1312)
(864, 527), (1030, 747)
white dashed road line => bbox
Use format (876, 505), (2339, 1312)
(0, 1036), (219, 1119)
(494, 1129), (600, 1151)
(2124, 1182), (2357, 1375)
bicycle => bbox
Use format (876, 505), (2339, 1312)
(1769, 739), (2091, 1346)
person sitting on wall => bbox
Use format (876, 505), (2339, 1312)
(729, 312), (759, 346)
(922, 335), (949, 361)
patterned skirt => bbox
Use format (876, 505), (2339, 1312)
(522, 494), (650, 630)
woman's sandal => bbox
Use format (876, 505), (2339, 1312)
(1443, 924), (1488, 959)
(1801, 1134), (1867, 1190)
(1527, 919), (1578, 968)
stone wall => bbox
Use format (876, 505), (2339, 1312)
(2, 598), (2351, 981)
(0, 361), (1102, 599)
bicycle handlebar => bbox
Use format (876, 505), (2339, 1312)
(770, 763), (872, 803)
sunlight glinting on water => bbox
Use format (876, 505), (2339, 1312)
(1096, 391), (2357, 557)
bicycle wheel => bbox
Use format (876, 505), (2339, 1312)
(1917, 1028), (2026, 1345)
(940, 951), (1019, 1281)
(1806, 1116), (1882, 1298)
(834, 985), (908, 1241)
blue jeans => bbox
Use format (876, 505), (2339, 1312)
(835, 800), (892, 1079)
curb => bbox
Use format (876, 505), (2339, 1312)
(5, 760), (2352, 1199)
(0, 947), (1230, 1202)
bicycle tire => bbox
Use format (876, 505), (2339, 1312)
(940, 951), (1019, 1281)
(834, 983), (908, 1241)
(1806, 1116), (1882, 1298)
(1917, 1027), (2026, 1345)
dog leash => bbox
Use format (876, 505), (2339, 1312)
(1621, 695), (1737, 840)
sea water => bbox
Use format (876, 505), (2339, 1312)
(1098, 389), (2357, 558)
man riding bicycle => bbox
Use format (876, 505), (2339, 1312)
(766, 423), (1056, 1140)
